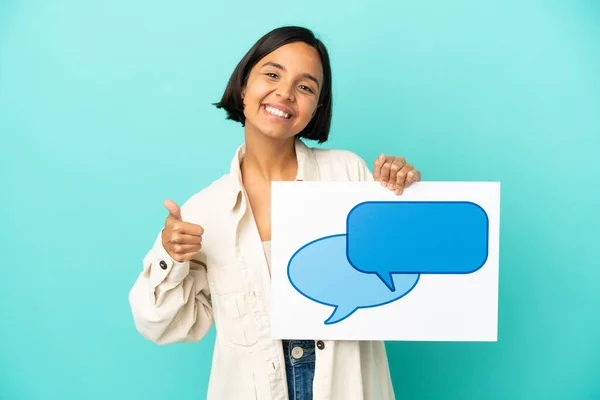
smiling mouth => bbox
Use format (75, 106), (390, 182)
(263, 105), (292, 119)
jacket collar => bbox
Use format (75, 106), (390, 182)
(227, 138), (321, 210)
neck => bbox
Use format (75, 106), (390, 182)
(241, 129), (298, 182)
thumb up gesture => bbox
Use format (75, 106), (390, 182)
(161, 200), (204, 262)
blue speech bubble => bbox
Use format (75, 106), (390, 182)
(346, 201), (489, 292)
(288, 234), (420, 324)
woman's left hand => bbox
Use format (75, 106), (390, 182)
(372, 153), (422, 195)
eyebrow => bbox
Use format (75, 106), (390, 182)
(262, 61), (320, 89)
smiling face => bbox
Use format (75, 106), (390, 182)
(241, 42), (324, 141)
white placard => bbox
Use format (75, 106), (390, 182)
(271, 181), (500, 341)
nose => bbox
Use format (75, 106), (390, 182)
(276, 81), (294, 101)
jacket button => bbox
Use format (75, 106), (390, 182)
(316, 340), (325, 350)
(159, 260), (168, 270)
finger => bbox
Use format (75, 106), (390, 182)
(170, 232), (203, 245)
(372, 153), (386, 181)
(386, 158), (405, 190)
(164, 200), (182, 221)
(394, 164), (413, 195)
(379, 156), (395, 186)
(172, 251), (201, 263)
(169, 243), (202, 255)
(406, 169), (421, 186)
(171, 220), (205, 236)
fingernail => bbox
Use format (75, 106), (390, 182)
(388, 183), (394, 189)
(381, 181), (387, 187)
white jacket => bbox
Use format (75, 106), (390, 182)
(129, 139), (396, 400)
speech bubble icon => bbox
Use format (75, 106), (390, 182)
(288, 234), (419, 325)
(346, 201), (489, 292)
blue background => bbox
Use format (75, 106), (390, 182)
(1, 0), (599, 399)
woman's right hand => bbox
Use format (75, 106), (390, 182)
(161, 200), (204, 262)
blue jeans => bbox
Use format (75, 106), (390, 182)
(282, 339), (316, 400)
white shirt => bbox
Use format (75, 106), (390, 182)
(128, 139), (396, 400)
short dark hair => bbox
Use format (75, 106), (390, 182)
(214, 26), (333, 144)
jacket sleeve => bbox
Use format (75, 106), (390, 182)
(128, 226), (213, 345)
(355, 155), (375, 182)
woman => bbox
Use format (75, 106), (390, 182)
(129, 26), (421, 400)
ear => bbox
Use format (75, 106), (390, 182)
(241, 87), (246, 100)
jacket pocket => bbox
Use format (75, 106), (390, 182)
(207, 266), (259, 348)
(211, 292), (259, 348)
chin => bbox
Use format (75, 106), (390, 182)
(257, 126), (297, 141)
(245, 116), (303, 141)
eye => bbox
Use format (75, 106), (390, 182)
(299, 85), (314, 93)
(265, 72), (278, 79)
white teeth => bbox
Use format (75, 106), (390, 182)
(265, 105), (290, 119)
